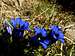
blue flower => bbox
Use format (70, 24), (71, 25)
(33, 27), (49, 49)
(10, 16), (30, 30)
(10, 16), (30, 40)
(41, 28), (47, 37)
(50, 25), (64, 43)
(15, 17), (30, 30)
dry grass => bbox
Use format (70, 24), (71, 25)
(0, 0), (75, 56)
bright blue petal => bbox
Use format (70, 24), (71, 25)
(34, 26), (41, 35)
(25, 21), (29, 28)
(57, 31), (64, 43)
(15, 16), (22, 25)
(58, 31), (64, 39)
(50, 25), (59, 34)
(41, 28), (47, 37)
(59, 39), (64, 43)
(23, 21), (29, 30)
(40, 42), (48, 49)
(43, 39), (50, 45)
(50, 30), (57, 39)
(31, 36), (37, 41)
(19, 20), (25, 27)
(11, 19), (16, 27)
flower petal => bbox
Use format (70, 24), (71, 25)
(50, 25), (64, 43)
(41, 28), (47, 37)
(15, 16), (22, 25)
(11, 19), (16, 27)
(34, 26), (41, 35)
(40, 42), (48, 49)
(23, 21), (30, 30)
(6, 26), (12, 35)
(50, 25), (59, 33)
(43, 39), (50, 45)
(57, 31), (64, 43)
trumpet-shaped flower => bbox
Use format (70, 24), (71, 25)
(50, 25), (64, 43)
(10, 16), (30, 41)
(10, 16), (29, 30)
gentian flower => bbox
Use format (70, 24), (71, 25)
(11, 16), (30, 41)
(15, 16), (30, 30)
(33, 27), (49, 49)
(10, 16), (30, 30)
(50, 25), (64, 43)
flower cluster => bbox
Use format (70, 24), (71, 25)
(33, 25), (64, 49)
(5, 16), (64, 49)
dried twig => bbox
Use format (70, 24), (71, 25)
(70, 44), (74, 56)
(64, 24), (75, 29)
(64, 36), (73, 43)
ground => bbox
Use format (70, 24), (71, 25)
(0, 0), (75, 56)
